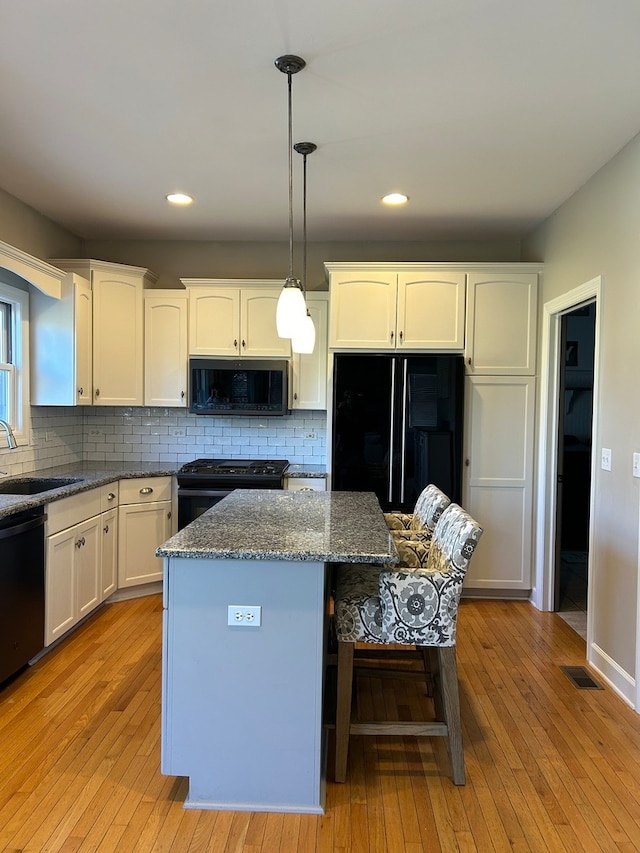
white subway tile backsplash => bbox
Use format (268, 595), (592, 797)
(3, 406), (326, 477)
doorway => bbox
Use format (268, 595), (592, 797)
(534, 275), (601, 648)
(554, 303), (596, 638)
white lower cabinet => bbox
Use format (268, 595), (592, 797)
(45, 483), (118, 646)
(462, 376), (536, 591)
(101, 507), (118, 599)
(286, 477), (326, 492)
(118, 477), (173, 588)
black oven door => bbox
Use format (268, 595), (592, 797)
(177, 488), (232, 530)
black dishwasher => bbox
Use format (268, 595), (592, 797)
(0, 507), (45, 686)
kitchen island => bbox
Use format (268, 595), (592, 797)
(157, 489), (396, 814)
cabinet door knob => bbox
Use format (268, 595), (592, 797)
(95, 388), (100, 398)
(467, 357), (472, 366)
(465, 459), (470, 467)
(167, 511), (172, 519)
(103, 523), (109, 533)
(78, 387), (84, 396)
(234, 339), (238, 348)
(139, 487), (153, 495)
(242, 339), (246, 349)
(399, 330), (403, 343)
(390, 331), (394, 342)
(293, 392), (298, 400)
(181, 390), (185, 399)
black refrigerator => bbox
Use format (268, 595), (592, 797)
(332, 353), (464, 512)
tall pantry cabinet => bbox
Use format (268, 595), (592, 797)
(462, 273), (538, 592)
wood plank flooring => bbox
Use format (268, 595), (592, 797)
(1, 595), (640, 851)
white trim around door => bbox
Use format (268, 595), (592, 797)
(533, 277), (602, 646)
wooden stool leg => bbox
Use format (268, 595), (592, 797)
(438, 646), (465, 785)
(335, 640), (354, 783)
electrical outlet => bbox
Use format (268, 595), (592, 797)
(171, 427), (186, 437)
(601, 447), (612, 471)
(227, 605), (262, 627)
(88, 428), (103, 437)
(305, 431), (317, 440)
(633, 453), (640, 478)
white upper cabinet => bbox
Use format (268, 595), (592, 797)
(326, 264), (465, 351)
(92, 268), (145, 405)
(465, 273), (538, 375)
(291, 293), (329, 410)
(328, 270), (397, 349)
(144, 291), (188, 407)
(31, 273), (93, 406)
(50, 259), (158, 406)
(397, 271), (466, 349)
(184, 279), (291, 358)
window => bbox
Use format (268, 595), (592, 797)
(0, 281), (28, 441)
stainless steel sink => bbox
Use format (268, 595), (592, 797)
(0, 477), (83, 495)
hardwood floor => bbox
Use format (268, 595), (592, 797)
(1, 595), (640, 852)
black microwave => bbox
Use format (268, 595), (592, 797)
(189, 358), (290, 416)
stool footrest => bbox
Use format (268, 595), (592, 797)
(350, 721), (449, 737)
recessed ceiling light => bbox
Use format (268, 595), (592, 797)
(166, 192), (193, 206)
(381, 192), (409, 206)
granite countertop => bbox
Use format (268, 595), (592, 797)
(284, 464), (326, 479)
(157, 489), (398, 564)
(0, 462), (178, 519)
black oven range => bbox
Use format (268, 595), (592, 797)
(177, 458), (289, 529)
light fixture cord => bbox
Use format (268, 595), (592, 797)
(287, 71), (294, 282)
(302, 151), (308, 296)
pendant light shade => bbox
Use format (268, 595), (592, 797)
(291, 309), (316, 354)
(276, 277), (306, 337)
(291, 140), (317, 354)
(275, 54), (307, 338)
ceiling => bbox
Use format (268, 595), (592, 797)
(2, 0), (640, 244)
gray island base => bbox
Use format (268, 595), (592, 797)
(157, 489), (397, 814)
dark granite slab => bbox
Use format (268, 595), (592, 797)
(157, 489), (397, 564)
(0, 462), (177, 519)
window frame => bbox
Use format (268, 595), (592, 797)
(0, 280), (29, 446)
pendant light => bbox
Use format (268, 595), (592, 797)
(291, 141), (317, 354)
(274, 54), (307, 338)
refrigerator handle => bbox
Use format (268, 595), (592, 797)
(388, 360), (396, 502)
(400, 359), (408, 504)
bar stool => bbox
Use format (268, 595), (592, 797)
(333, 502), (483, 785)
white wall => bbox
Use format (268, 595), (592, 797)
(524, 131), (640, 696)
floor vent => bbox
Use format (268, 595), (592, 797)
(560, 665), (603, 690)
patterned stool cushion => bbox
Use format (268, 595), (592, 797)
(335, 503), (483, 648)
(384, 484), (451, 538)
(335, 564), (384, 643)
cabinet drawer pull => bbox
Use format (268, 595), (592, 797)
(107, 492), (116, 501)
(139, 487), (153, 495)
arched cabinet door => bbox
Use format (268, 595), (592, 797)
(465, 273), (538, 375)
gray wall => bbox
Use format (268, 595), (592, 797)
(524, 131), (640, 687)
(80, 238), (523, 289)
(0, 187), (81, 259)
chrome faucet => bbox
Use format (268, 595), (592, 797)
(0, 419), (17, 449)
